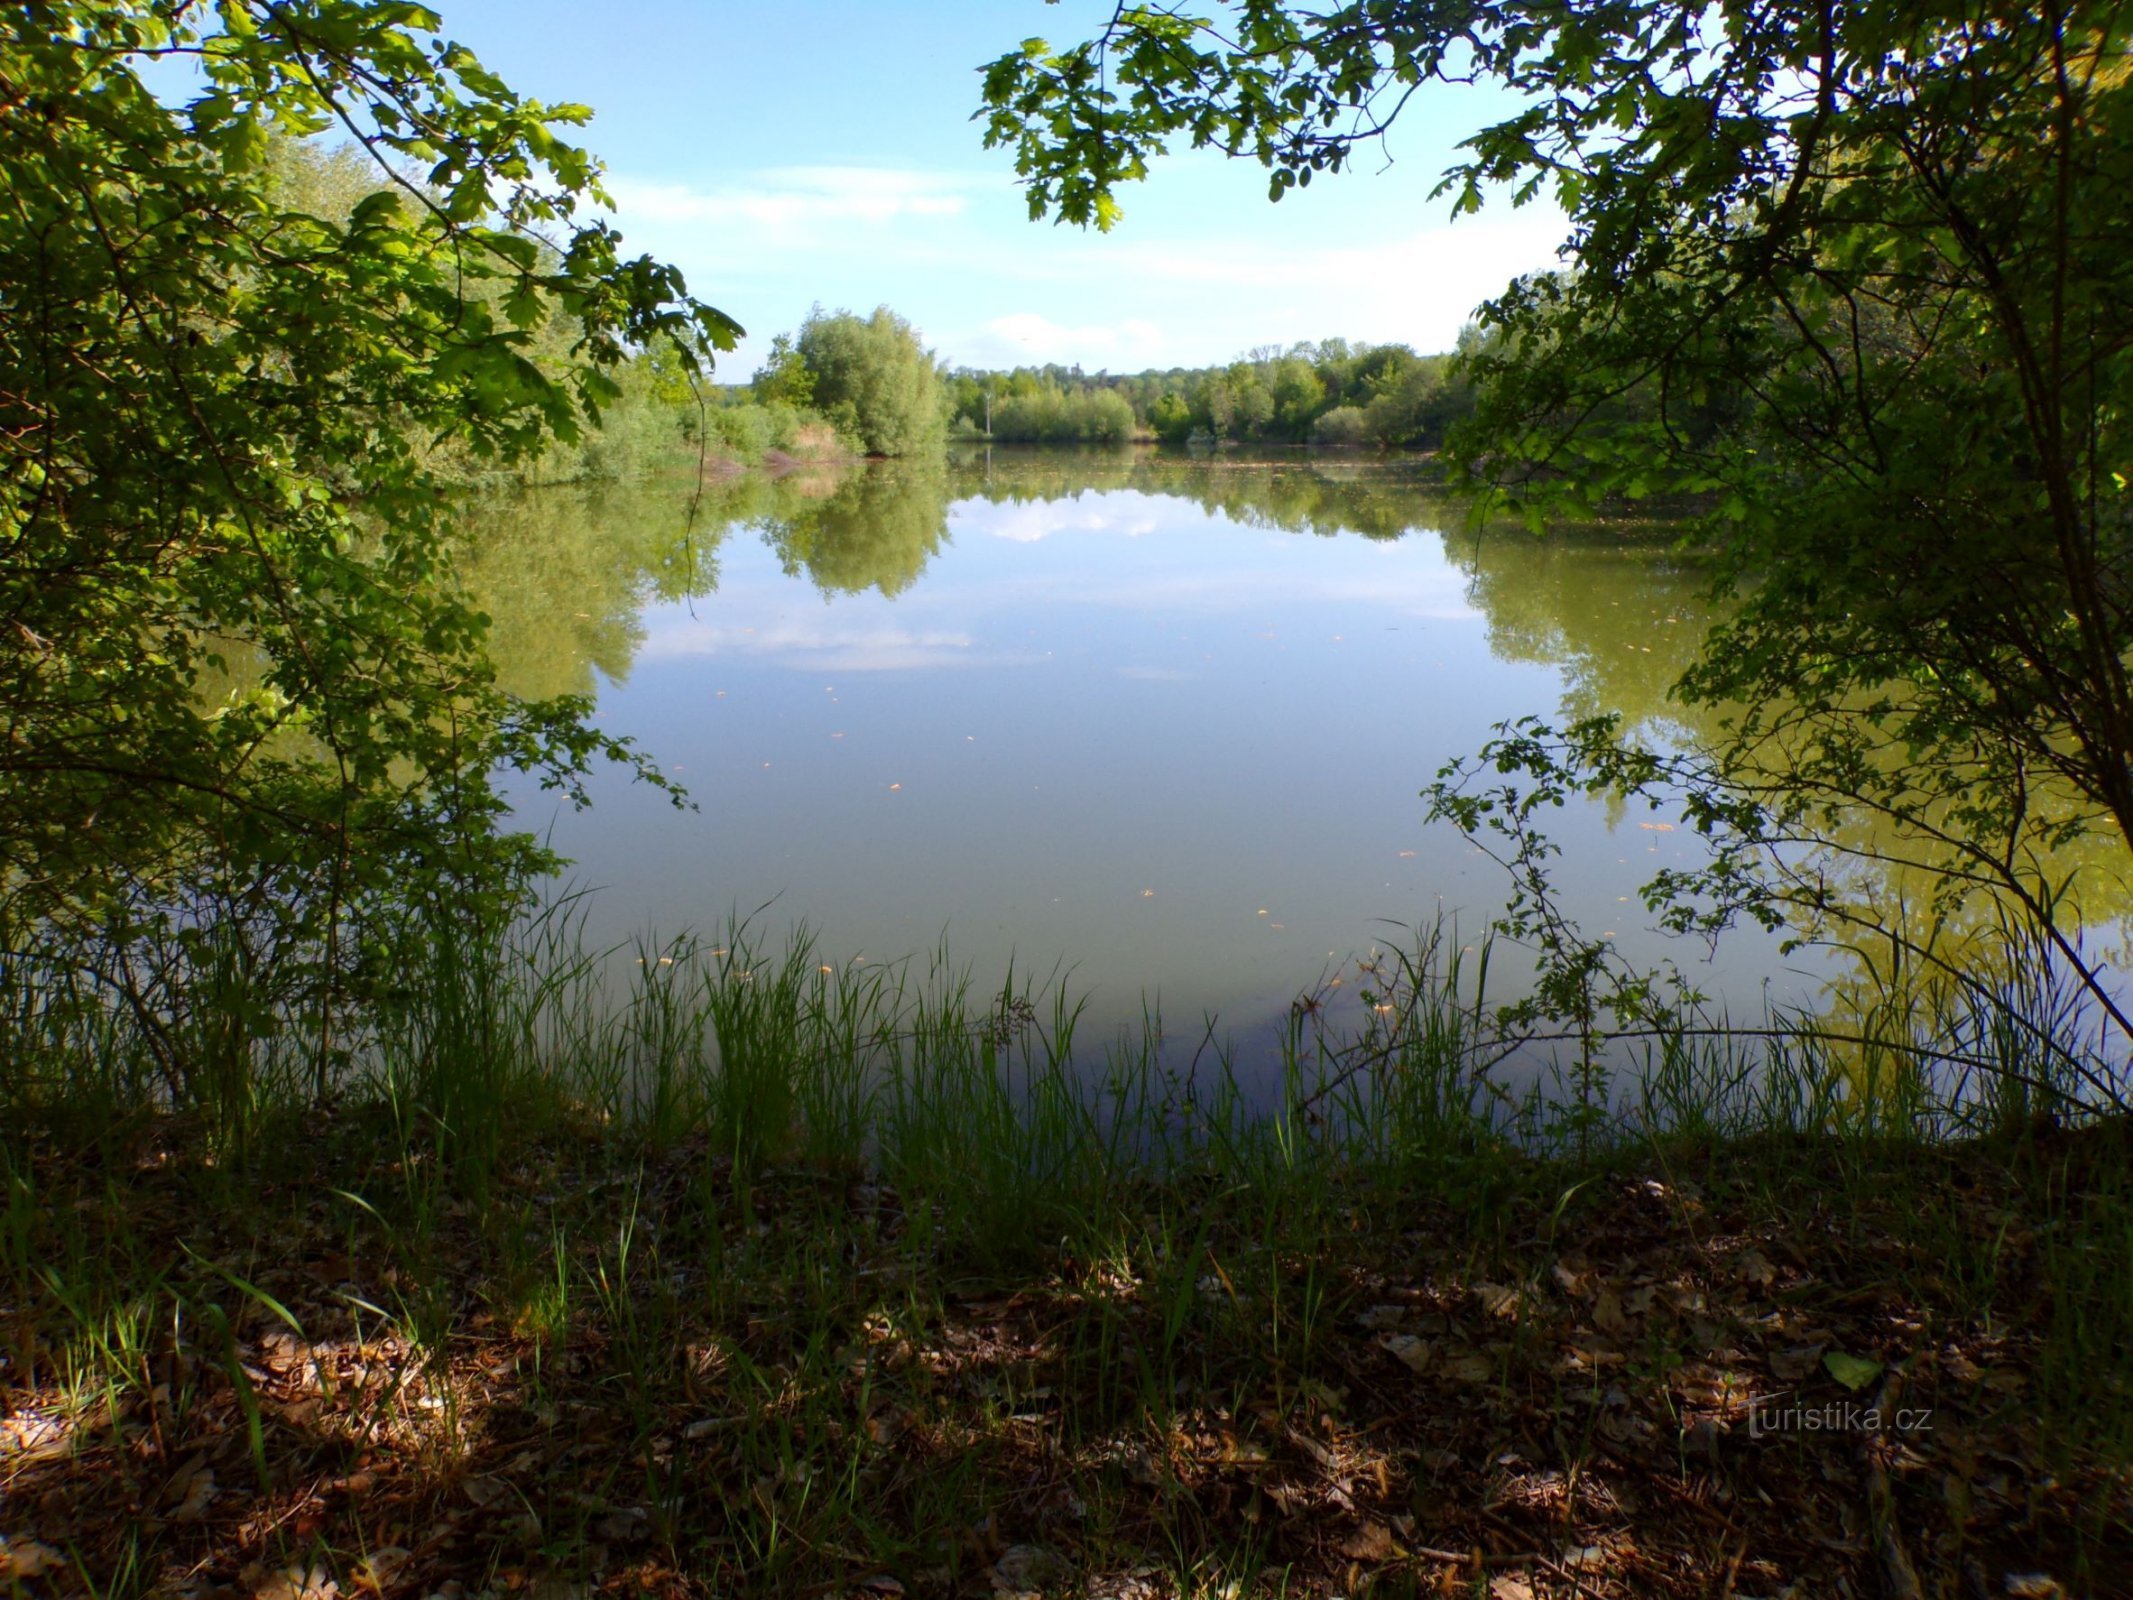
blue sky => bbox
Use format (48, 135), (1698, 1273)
(429, 1), (1572, 379)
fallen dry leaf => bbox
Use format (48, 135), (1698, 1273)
(352, 1548), (410, 1594)
(0, 1539), (65, 1580)
(1769, 1343), (1826, 1381)
(255, 1564), (339, 1600)
(1474, 1282), (1525, 1319)
(1339, 1521), (1400, 1561)
(168, 1460), (215, 1523)
(1382, 1333), (1432, 1375)
(1448, 1351), (1495, 1383)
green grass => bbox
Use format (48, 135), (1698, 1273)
(2, 907), (2130, 1597)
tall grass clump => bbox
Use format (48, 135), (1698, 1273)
(7, 891), (2133, 1600)
(8, 889), (2129, 1187)
(7, 890), (2133, 1466)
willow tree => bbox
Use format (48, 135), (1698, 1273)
(980, 2), (2133, 1079)
(797, 306), (947, 457)
(1, 2), (737, 1102)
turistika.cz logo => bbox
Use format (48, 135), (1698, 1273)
(1747, 1397), (1933, 1439)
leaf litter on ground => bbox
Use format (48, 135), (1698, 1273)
(2, 1115), (2129, 1597)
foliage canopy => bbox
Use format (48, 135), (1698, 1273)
(1, 1), (735, 1087)
(796, 306), (946, 458)
(981, 0), (2133, 1039)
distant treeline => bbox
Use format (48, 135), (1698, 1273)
(542, 321), (1492, 480)
(939, 333), (1487, 449)
(277, 140), (1492, 474)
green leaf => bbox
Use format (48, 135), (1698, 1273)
(1823, 1351), (1883, 1392)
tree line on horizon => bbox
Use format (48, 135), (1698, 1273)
(195, 138), (1719, 482)
(935, 333), (1485, 449)
(712, 322), (1491, 454)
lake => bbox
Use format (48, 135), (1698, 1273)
(473, 450), (1809, 1066)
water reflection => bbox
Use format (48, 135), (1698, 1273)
(762, 464), (953, 599)
(462, 454), (1716, 695)
(469, 452), (2118, 1077)
(464, 454), (1771, 1060)
(451, 483), (701, 700)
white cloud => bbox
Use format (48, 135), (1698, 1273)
(602, 160), (1573, 376)
(953, 496), (1166, 544)
(1094, 211), (1569, 295)
(957, 313), (1167, 368)
(639, 614), (998, 673)
(608, 166), (972, 231)
(928, 206), (1574, 366)
(1048, 553), (1483, 620)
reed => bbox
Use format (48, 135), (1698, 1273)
(3, 899), (2128, 1596)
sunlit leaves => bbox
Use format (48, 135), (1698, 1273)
(0, 2), (724, 1063)
(979, 0), (2133, 1043)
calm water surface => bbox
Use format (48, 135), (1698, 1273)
(476, 452), (1805, 1054)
